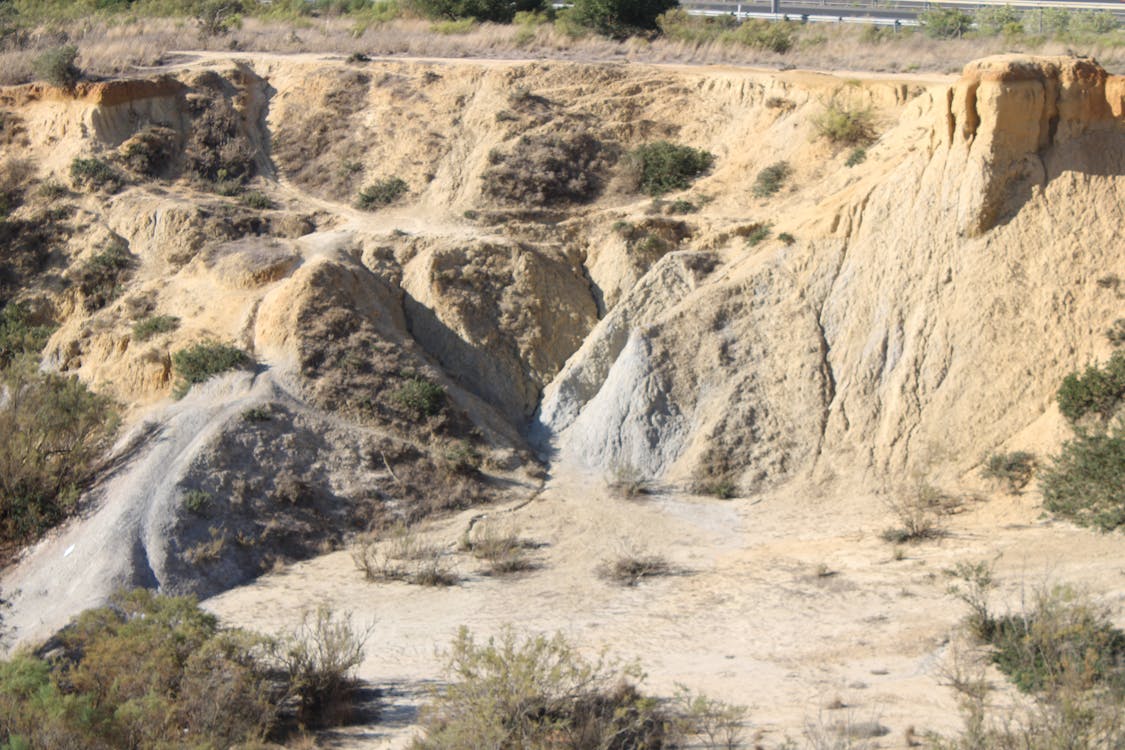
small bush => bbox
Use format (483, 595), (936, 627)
(483, 130), (611, 206)
(33, 45), (80, 88)
(0, 303), (55, 368)
(732, 19), (795, 53)
(1070, 10), (1118, 34)
(1040, 421), (1125, 531)
(171, 341), (251, 397)
(607, 463), (652, 498)
(598, 552), (672, 586)
(391, 376), (445, 418)
(988, 586), (1125, 694)
(981, 451), (1036, 493)
(443, 439), (482, 476)
(74, 239), (132, 312)
(777, 232), (795, 246)
(630, 141), (714, 196)
(0, 590), (278, 748)
(183, 489), (212, 514)
(844, 147), (867, 167)
(413, 626), (668, 749)
(1107, 318), (1125, 347)
(117, 126), (178, 177)
(919, 7), (972, 37)
(240, 190), (274, 210)
(744, 224), (771, 247)
(667, 199), (697, 214)
(566, 0), (677, 35)
(195, 0), (246, 36)
(0, 359), (116, 544)
(356, 177), (408, 210)
(752, 161), (790, 198)
(274, 606), (370, 726)
(132, 314), (180, 342)
(672, 686), (748, 750)
(69, 156), (124, 192)
(1056, 351), (1125, 424)
(467, 523), (535, 575)
(975, 4), (1022, 35)
(880, 482), (949, 543)
(812, 103), (876, 146)
(408, 0), (545, 23)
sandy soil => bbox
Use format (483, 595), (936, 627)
(206, 458), (1125, 748)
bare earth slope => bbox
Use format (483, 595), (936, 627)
(0, 52), (1123, 746)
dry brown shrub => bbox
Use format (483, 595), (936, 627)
(482, 128), (615, 206)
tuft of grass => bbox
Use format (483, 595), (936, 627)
(630, 141), (714, 196)
(606, 463), (652, 498)
(240, 190), (274, 210)
(132, 314), (180, 342)
(467, 523), (535, 575)
(752, 161), (790, 198)
(171, 341), (251, 398)
(356, 176), (407, 210)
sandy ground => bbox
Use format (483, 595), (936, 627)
(206, 459), (1125, 748)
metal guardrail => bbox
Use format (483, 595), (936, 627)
(683, 0), (1125, 21)
(688, 7), (922, 23)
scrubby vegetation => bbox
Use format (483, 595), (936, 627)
(0, 591), (369, 747)
(171, 341), (252, 397)
(483, 130), (611, 205)
(598, 552), (672, 586)
(73, 239), (133, 312)
(33, 44), (79, 88)
(752, 161), (790, 198)
(0, 357), (116, 549)
(942, 563), (1125, 749)
(812, 102), (876, 146)
(1041, 421), (1125, 531)
(391, 375), (446, 418)
(357, 176), (408, 209)
(1056, 351), (1125, 424)
(413, 626), (668, 748)
(881, 482), (954, 543)
(981, 451), (1036, 493)
(132, 314), (180, 342)
(630, 141), (714, 196)
(70, 156), (124, 193)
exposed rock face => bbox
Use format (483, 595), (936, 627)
(2, 54), (1122, 647)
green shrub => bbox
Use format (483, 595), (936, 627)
(356, 177), (408, 209)
(0, 359), (116, 544)
(182, 489), (212, 514)
(0, 590), (279, 748)
(132, 314), (180, 342)
(667, 199), (697, 214)
(919, 7), (972, 38)
(631, 141), (714, 196)
(117, 126), (178, 177)
(412, 626), (667, 749)
(812, 103), (876, 146)
(443, 439), (482, 475)
(777, 232), (795, 245)
(391, 376), (445, 418)
(33, 45), (80, 88)
(981, 451), (1036, 493)
(880, 482), (950, 543)
(1040, 421), (1125, 531)
(194, 0), (246, 36)
(844, 147), (867, 166)
(1056, 351), (1125, 424)
(988, 586), (1125, 693)
(69, 156), (123, 192)
(0, 303), (55, 368)
(171, 341), (251, 397)
(751, 161), (790, 198)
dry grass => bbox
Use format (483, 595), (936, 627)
(2, 17), (1123, 88)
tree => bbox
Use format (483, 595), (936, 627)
(919, 7), (972, 38)
(408, 0), (545, 23)
(566, 0), (678, 36)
